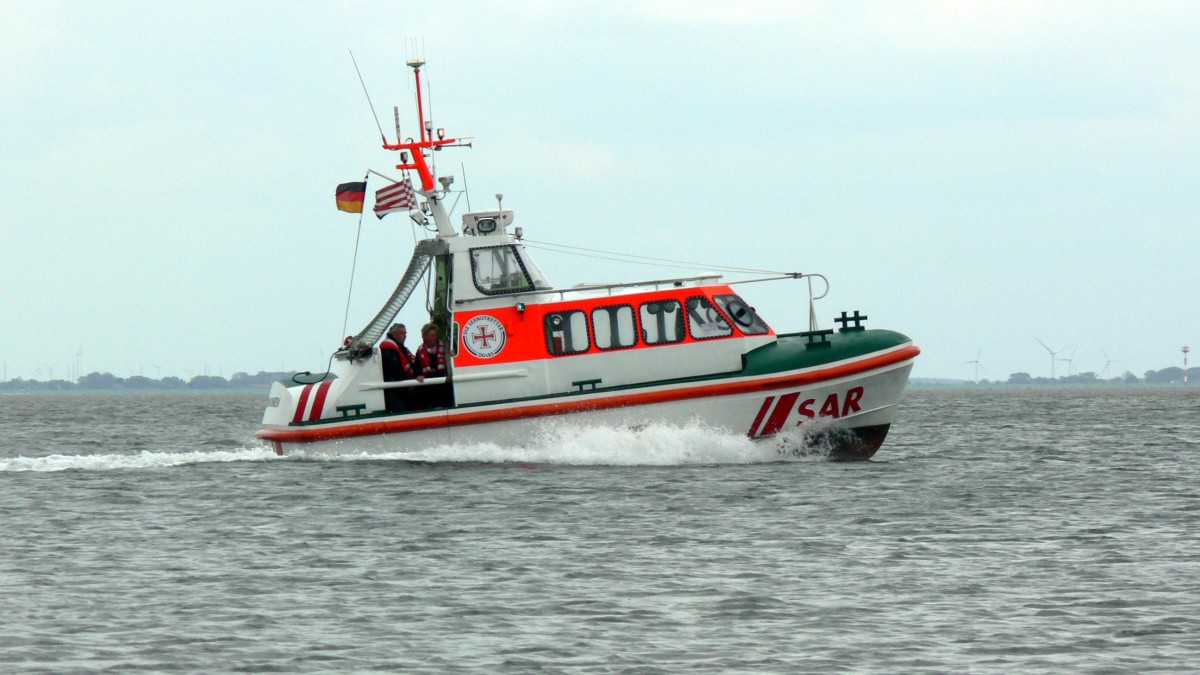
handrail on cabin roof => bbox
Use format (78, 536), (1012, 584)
(452, 272), (810, 306)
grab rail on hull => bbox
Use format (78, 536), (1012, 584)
(358, 368), (529, 391)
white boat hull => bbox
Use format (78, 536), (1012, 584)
(259, 344), (917, 461)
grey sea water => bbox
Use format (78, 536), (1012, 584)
(1, 387), (1198, 673)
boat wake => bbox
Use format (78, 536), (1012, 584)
(0, 447), (280, 473)
(2, 421), (846, 473)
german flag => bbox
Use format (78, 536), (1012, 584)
(335, 181), (367, 213)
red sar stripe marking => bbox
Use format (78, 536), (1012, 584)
(758, 391), (801, 437)
(308, 380), (334, 422)
(748, 396), (775, 438)
(292, 384), (314, 424)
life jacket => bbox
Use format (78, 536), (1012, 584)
(416, 341), (447, 377)
(380, 338), (417, 379)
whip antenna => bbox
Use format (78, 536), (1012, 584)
(350, 51), (387, 144)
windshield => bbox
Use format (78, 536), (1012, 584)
(469, 245), (550, 295)
(514, 245), (551, 290)
(713, 293), (770, 335)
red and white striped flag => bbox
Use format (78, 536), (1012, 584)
(374, 178), (417, 219)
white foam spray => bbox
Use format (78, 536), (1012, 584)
(2, 420), (843, 472)
(293, 419), (836, 466)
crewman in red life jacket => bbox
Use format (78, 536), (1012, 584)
(415, 322), (452, 408)
(379, 323), (420, 412)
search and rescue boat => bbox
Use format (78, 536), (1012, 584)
(256, 60), (920, 460)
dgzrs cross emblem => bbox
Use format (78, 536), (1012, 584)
(462, 315), (507, 359)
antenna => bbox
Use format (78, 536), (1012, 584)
(405, 38), (425, 70)
(393, 106), (401, 143)
(461, 162), (471, 211)
(496, 193), (503, 212)
(405, 42), (427, 142)
(350, 51), (387, 144)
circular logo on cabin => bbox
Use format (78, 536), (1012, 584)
(463, 314), (507, 359)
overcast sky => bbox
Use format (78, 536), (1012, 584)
(2, 0), (1196, 382)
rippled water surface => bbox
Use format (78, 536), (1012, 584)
(2, 388), (1198, 672)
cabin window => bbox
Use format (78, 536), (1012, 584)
(591, 304), (637, 350)
(713, 294), (769, 335)
(470, 245), (536, 295)
(640, 299), (685, 345)
(685, 296), (733, 340)
(545, 310), (590, 355)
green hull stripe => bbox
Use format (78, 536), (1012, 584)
(740, 329), (914, 377)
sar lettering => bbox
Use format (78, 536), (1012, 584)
(797, 386), (864, 422)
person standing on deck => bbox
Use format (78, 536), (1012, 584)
(379, 323), (420, 411)
(415, 322), (451, 408)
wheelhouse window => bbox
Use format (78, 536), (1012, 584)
(640, 299), (685, 345)
(545, 310), (590, 355)
(514, 245), (552, 291)
(470, 245), (547, 295)
(713, 294), (769, 335)
(685, 296), (733, 340)
(591, 304), (637, 350)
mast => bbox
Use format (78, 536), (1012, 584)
(382, 58), (463, 238)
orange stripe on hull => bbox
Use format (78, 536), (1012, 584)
(258, 344), (920, 445)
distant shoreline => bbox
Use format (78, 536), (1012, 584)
(0, 371), (296, 393)
(910, 376), (1195, 388)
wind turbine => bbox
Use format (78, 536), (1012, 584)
(1057, 345), (1078, 376)
(965, 349), (986, 383)
(1101, 350), (1119, 379)
(1034, 337), (1066, 379)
